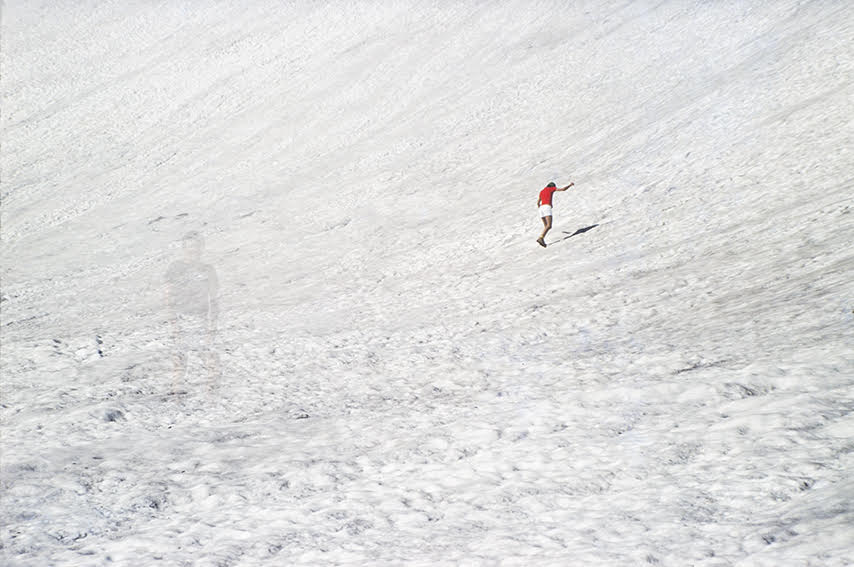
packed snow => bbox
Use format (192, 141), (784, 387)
(2, 1), (853, 565)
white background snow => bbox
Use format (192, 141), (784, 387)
(2, 1), (853, 565)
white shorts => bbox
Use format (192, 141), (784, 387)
(539, 205), (553, 218)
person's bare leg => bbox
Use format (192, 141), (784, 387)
(172, 351), (188, 393)
(203, 350), (222, 393)
(536, 217), (549, 247)
(539, 216), (553, 240)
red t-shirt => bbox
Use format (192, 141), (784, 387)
(539, 186), (557, 206)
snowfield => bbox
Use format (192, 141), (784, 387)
(2, 1), (853, 565)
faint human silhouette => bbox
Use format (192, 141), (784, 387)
(164, 231), (221, 392)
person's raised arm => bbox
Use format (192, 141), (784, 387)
(558, 182), (575, 191)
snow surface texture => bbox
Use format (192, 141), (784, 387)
(2, 1), (853, 565)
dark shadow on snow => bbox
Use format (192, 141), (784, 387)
(560, 224), (599, 240)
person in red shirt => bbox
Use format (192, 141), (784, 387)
(537, 181), (574, 247)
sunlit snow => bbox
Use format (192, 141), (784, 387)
(2, 1), (853, 565)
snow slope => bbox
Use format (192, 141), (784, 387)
(2, 1), (853, 565)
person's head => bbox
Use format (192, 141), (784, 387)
(181, 231), (204, 259)
(547, 182), (556, 188)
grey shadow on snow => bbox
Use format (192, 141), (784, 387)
(560, 224), (599, 241)
(163, 231), (222, 393)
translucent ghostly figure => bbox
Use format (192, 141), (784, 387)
(164, 231), (221, 392)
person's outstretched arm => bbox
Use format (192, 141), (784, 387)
(557, 182), (575, 191)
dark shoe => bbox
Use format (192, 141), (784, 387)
(537, 237), (546, 248)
